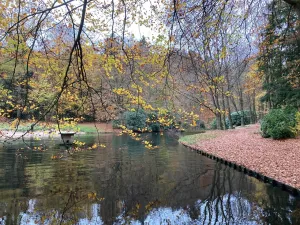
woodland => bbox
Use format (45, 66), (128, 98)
(0, 0), (299, 139)
(1, 1), (300, 224)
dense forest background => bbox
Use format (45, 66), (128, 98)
(0, 0), (299, 132)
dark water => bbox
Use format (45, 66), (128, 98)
(0, 133), (300, 225)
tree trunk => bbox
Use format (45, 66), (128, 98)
(252, 90), (257, 123)
(216, 112), (222, 130)
(210, 88), (223, 130)
(221, 88), (227, 129)
(224, 68), (233, 129)
(239, 89), (245, 126)
(226, 96), (233, 129)
(215, 97), (223, 130)
(249, 100), (253, 124)
(17, 86), (21, 119)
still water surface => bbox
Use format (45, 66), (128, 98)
(0, 133), (299, 225)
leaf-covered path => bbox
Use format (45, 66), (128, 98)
(180, 124), (300, 189)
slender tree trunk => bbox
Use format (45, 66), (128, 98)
(17, 86), (21, 119)
(231, 96), (239, 112)
(226, 96), (233, 129)
(224, 68), (233, 129)
(210, 88), (223, 130)
(239, 89), (245, 126)
(221, 88), (227, 129)
(215, 94), (223, 130)
(252, 90), (257, 123)
(249, 100), (253, 124)
(216, 112), (222, 130)
(246, 94), (254, 124)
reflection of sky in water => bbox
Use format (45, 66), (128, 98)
(19, 199), (104, 225)
(8, 193), (264, 225)
(1, 134), (299, 224)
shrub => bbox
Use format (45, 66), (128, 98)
(260, 108), (297, 139)
(188, 120), (206, 130)
(183, 121), (205, 130)
(210, 118), (228, 129)
(146, 112), (160, 132)
(147, 112), (158, 121)
(124, 109), (147, 131)
(210, 118), (217, 129)
(196, 120), (206, 129)
(112, 119), (122, 129)
(181, 122), (190, 130)
(230, 110), (251, 126)
(83, 114), (96, 122)
(150, 123), (160, 132)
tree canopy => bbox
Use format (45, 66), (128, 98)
(0, 0), (299, 133)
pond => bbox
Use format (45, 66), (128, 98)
(0, 133), (299, 225)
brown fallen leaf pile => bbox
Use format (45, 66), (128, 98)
(184, 124), (300, 189)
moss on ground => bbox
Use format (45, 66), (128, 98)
(179, 132), (217, 145)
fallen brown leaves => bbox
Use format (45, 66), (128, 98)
(183, 124), (300, 189)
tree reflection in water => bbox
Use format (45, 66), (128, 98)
(0, 134), (299, 225)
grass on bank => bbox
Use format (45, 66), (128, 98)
(0, 122), (48, 132)
(0, 122), (105, 133)
(179, 132), (218, 145)
(75, 124), (105, 133)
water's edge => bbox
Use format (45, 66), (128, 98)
(180, 141), (300, 196)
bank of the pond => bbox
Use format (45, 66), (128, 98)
(179, 124), (300, 191)
(0, 122), (119, 140)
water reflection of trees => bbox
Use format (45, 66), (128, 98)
(88, 134), (300, 224)
(193, 162), (300, 225)
(94, 145), (300, 225)
(1, 135), (300, 224)
(0, 137), (102, 225)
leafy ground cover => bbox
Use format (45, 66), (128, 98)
(180, 124), (300, 189)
